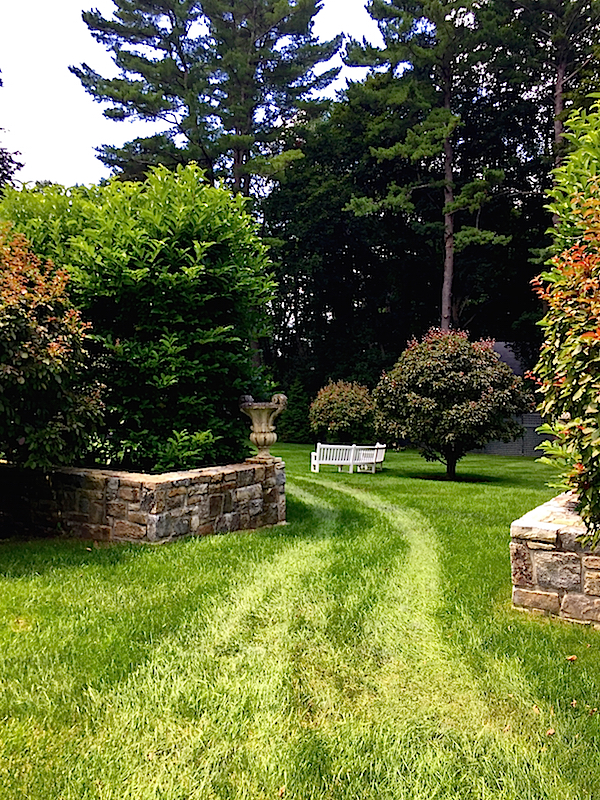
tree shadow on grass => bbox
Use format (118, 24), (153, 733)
(389, 466), (553, 490)
(408, 473), (495, 483)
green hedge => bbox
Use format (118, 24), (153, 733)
(0, 165), (275, 471)
(534, 100), (600, 541)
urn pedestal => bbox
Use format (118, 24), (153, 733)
(239, 394), (287, 461)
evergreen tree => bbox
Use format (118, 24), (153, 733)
(263, 66), (549, 391)
(263, 75), (443, 390)
(0, 72), (23, 188)
(71, 0), (341, 193)
(506, 0), (600, 166)
(0, 139), (22, 189)
(345, 1), (600, 330)
(346, 0), (517, 330)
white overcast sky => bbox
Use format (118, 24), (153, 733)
(0, 0), (381, 186)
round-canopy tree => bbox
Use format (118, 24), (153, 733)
(0, 165), (275, 471)
(309, 379), (375, 444)
(374, 328), (532, 478)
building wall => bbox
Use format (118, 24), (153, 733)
(477, 413), (551, 457)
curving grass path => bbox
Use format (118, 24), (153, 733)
(1, 446), (600, 798)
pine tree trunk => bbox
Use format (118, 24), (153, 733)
(554, 57), (567, 169)
(441, 132), (454, 331)
(551, 57), (567, 227)
(441, 67), (454, 332)
(233, 148), (248, 195)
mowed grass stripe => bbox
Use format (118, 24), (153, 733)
(0, 514), (324, 798)
(62, 482), (568, 798)
(25, 481), (413, 799)
(0, 453), (589, 799)
(291, 477), (575, 800)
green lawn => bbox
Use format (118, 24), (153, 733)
(1, 446), (599, 799)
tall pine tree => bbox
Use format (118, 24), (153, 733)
(345, 0), (559, 330)
(346, 0), (507, 329)
(71, 0), (341, 193)
(507, 0), (600, 167)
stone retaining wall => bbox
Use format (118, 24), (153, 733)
(0, 458), (285, 543)
(511, 492), (600, 624)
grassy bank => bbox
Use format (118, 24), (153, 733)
(1, 446), (599, 799)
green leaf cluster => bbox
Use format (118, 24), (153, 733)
(547, 98), (600, 250)
(309, 380), (376, 444)
(534, 101), (600, 541)
(374, 329), (532, 477)
(0, 227), (103, 468)
(0, 165), (275, 471)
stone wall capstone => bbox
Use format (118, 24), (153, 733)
(0, 458), (286, 543)
(510, 492), (600, 624)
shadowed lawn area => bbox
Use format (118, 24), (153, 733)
(1, 445), (599, 799)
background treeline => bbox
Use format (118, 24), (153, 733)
(264, 0), (600, 396)
(6, 0), (600, 412)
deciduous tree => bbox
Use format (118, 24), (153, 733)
(309, 379), (375, 444)
(534, 101), (600, 541)
(374, 328), (532, 477)
(0, 165), (275, 471)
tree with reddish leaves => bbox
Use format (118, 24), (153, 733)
(375, 328), (532, 478)
(533, 102), (600, 541)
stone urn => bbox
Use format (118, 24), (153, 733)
(239, 394), (287, 460)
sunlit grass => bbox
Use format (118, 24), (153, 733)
(0, 445), (599, 798)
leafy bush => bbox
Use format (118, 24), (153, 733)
(374, 328), (532, 477)
(0, 165), (275, 471)
(547, 101), (600, 253)
(0, 226), (103, 468)
(533, 101), (600, 540)
(309, 380), (375, 443)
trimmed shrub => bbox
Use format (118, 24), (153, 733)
(375, 328), (532, 478)
(0, 226), (103, 468)
(309, 380), (375, 443)
(533, 101), (600, 540)
(0, 165), (275, 471)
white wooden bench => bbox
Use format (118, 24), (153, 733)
(358, 442), (387, 472)
(310, 443), (387, 474)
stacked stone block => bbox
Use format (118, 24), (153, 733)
(0, 459), (286, 543)
(511, 492), (600, 623)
